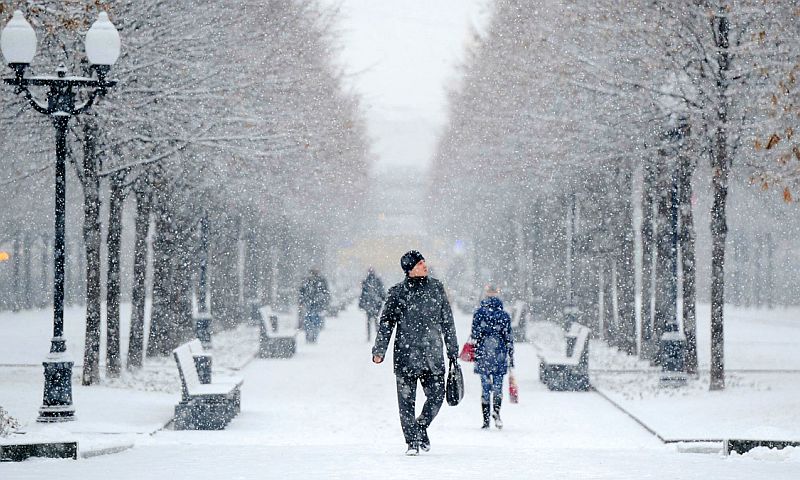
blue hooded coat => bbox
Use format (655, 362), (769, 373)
(470, 296), (514, 376)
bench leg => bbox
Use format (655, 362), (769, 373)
(174, 399), (237, 430)
(174, 401), (198, 430)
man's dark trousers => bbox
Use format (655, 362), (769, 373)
(396, 369), (445, 445)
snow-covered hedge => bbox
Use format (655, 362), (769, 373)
(0, 407), (19, 437)
(0, 406), (20, 437)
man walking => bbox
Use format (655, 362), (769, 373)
(359, 267), (386, 341)
(298, 268), (330, 343)
(372, 250), (459, 456)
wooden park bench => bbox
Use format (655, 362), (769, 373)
(258, 306), (299, 359)
(538, 322), (591, 391)
(172, 339), (243, 430)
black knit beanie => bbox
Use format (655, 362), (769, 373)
(400, 250), (425, 275)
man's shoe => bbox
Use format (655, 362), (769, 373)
(405, 443), (419, 456)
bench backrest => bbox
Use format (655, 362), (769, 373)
(186, 338), (204, 356)
(259, 306), (296, 335)
(173, 342), (202, 399)
(564, 323), (589, 363)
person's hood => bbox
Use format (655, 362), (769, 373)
(480, 295), (503, 310)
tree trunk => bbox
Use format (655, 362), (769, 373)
(751, 236), (763, 308)
(22, 234), (31, 309)
(11, 236), (21, 312)
(211, 214), (242, 330)
(678, 151), (698, 375)
(198, 213), (210, 313)
(710, 144), (728, 390)
(147, 188), (176, 357)
(640, 160), (656, 360)
(765, 233), (775, 309)
(128, 183), (152, 370)
(653, 148), (678, 366)
(105, 172), (126, 377)
(171, 215), (195, 344)
(147, 181), (195, 356)
(616, 165), (637, 355)
(42, 237), (51, 308)
(514, 216), (526, 300)
(710, 10), (730, 391)
(81, 119), (102, 386)
(244, 223), (259, 304)
(601, 258), (614, 343)
(72, 239), (86, 307)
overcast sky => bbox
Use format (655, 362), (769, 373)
(319, 0), (491, 173)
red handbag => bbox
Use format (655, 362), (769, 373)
(508, 371), (519, 404)
(459, 342), (475, 362)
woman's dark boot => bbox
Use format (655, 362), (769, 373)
(481, 402), (491, 429)
(492, 397), (503, 429)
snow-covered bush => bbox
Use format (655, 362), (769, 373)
(0, 406), (20, 437)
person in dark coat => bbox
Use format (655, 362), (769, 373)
(372, 250), (459, 456)
(359, 268), (386, 341)
(469, 285), (514, 429)
(298, 269), (330, 343)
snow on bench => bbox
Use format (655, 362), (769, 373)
(258, 306), (298, 359)
(538, 322), (591, 391)
(172, 340), (242, 430)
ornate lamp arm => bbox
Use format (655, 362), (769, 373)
(2, 76), (50, 114)
(73, 88), (102, 115)
(19, 81), (50, 114)
(74, 66), (115, 115)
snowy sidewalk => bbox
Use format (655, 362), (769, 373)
(0, 371), (173, 457)
(589, 304), (800, 443)
(0, 304), (256, 457)
(2, 304), (800, 478)
(148, 304), (662, 452)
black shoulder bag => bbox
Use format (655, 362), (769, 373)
(446, 359), (464, 406)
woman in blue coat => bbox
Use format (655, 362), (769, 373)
(470, 285), (514, 429)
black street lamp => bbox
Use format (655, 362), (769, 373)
(659, 115), (689, 387)
(1, 10), (120, 422)
(195, 213), (213, 349)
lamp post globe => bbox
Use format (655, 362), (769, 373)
(85, 12), (120, 67)
(1, 10), (36, 79)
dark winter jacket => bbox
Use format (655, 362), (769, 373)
(299, 273), (330, 314)
(358, 271), (386, 317)
(470, 296), (514, 376)
(372, 276), (459, 376)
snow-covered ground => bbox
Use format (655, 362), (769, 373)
(1, 302), (799, 478)
(585, 304), (800, 442)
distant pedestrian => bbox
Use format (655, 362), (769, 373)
(469, 284), (514, 429)
(372, 250), (459, 456)
(359, 268), (386, 341)
(298, 269), (330, 343)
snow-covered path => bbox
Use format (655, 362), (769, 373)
(2, 304), (798, 478)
